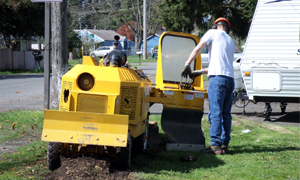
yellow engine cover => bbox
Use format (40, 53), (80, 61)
(42, 56), (152, 147)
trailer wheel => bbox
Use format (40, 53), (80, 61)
(115, 132), (131, 170)
(47, 142), (61, 171)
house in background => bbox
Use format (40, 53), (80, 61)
(78, 29), (135, 55)
(0, 37), (32, 51)
(140, 34), (160, 54)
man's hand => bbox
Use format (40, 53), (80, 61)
(191, 69), (206, 79)
(181, 64), (192, 78)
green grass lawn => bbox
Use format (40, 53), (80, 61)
(130, 115), (300, 179)
(0, 110), (50, 179)
(127, 54), (157, 64)
(0, 111), (299, 179)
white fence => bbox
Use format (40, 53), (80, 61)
(0, 49), (45, 71)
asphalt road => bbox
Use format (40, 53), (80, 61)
(0, 62), (299, 127)
(0, 74), (45, 111)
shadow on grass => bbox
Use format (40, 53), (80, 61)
(131, 144), (300, 174)
(131, 132), (224, 174)
(131, 146), (224, 174)
(229, 145), (300, 155)
(272, 111), (300, 123)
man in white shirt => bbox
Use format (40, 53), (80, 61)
(181, 17), (235, 154)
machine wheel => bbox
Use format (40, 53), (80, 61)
(132, 118), (149, 157)
(115, 131), (131, 170)
(144, 118), (149, 149)
(132, 133), (146, 157)
(90, 53), (96, 57)
(47, 142), (61, 171)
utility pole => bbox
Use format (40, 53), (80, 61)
(143, 0), (147, 59)
(51, 0), (68, 109)
(44, 2), (51, 110)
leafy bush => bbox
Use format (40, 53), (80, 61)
(79, 48), (82, 58)
(72, 48), (77, 59)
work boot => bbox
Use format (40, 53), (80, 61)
(202, 146), (223, 154)
(221, 144), (228, 154)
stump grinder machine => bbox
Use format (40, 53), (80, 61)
(41, 32), (207, 170)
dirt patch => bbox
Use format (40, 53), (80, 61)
(258, 124), (294, 134)
(43, 155), (132, 180)
(238, 118), (294, 134)
(231, 120), (240, 126)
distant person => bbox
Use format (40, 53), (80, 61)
(112, 41), (118, 50)
(151, 46), (156, 59)
(104, 35), (130, 68)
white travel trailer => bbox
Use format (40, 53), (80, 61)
(238, 0), (300, 120)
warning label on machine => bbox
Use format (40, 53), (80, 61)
(184, 92), (194, 100)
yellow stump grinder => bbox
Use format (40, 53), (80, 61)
(41, 32), (207, 170)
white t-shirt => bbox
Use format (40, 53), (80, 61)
(201, 29), (235, 78)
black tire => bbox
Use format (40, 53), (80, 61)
(132, 119), (149, 157)
(90, 53), (96, 57)
(115, 132), (131, 170)
(132, 133), (145, 157)
(47, 142), (61, 171)
(144, 117), (149, 149)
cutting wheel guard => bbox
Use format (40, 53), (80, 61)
(161, 107), (205, 145)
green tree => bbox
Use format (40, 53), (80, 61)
(68, 0), (164, 53)
(231, 0), (258, 39)
(158, 0), (205, 34)
(0, 0), (44, 48)
(158, 0), (257, 40)
(68, 0), (115, 30)
(67, 11), (82, 52)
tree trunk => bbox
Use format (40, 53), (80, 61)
(135, 30), (143, 53)
(50, 0), (68, 109)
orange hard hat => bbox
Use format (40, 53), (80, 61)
(213, 17), (231, 28)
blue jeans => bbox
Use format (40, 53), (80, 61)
(208, 75), (234, 146)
